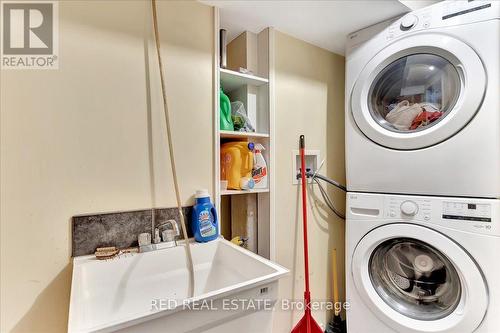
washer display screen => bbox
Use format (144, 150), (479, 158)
(443, 202), (491, 222)
(369, 238), (461, 321)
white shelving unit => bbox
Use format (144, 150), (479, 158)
(219, 130), (269, 139)
(220, 68), (269, 91)
(221, 188), (270, 196)
(213, 8), (275, 260)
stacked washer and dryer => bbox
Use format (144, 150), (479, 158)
(344, 1), (499, 332)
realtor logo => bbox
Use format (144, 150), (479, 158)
(1, 1), (58, 69)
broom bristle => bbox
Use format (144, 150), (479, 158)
(291, 311), (323, 333)
(324, 314), (346, 333)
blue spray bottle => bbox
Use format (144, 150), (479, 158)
(192, 189), (218, 242)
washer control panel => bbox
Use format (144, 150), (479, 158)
(349, 193), (499, 236)
(386, 197), (432, 221)
(442, 202), (491, 222)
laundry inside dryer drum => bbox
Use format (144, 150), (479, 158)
(369, 54), (461, 133)
(369, 238), (461, 320)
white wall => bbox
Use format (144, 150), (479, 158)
(0, 1), (214, 332)
(272, 31), (346, 332)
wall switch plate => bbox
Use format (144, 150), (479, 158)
(292, 149), (320, 185)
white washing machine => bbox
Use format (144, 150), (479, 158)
(345, 1), (500, 198)
(346, 192), (500, 333)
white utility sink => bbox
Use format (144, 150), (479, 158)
(68, 238), (288, 333)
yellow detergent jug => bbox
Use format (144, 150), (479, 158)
(220, 142), (253, 190)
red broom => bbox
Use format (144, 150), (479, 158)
(292, 135), (323, 333)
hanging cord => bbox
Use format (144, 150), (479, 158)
(151, 0), (195, 297)
(313, 177), (345, 220)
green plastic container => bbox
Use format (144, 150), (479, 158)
(220, 87), (234, 131)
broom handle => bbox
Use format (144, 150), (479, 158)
(332, 248), (340, 316)
(300, 135), (311, 301)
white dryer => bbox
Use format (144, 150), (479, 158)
(346, 192), (500, 333)
(345, 1), (500, 198)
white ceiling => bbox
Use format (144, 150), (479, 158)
(201, 0), (418, 55)
(399, 0), (441, 11)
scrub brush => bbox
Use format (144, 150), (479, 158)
(94, 246), (119, 260)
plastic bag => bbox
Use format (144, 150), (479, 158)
(231, 101), (255, 132)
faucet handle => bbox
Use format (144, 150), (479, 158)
(138, 232), (152, 246)
(157, 219), (180, 239)
(162, 229), (176, 242)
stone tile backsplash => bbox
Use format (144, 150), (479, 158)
(72, 207), (193, 257)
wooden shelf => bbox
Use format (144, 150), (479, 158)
(221, 188), (269, 196)
(220, 68), (268, 92)
(220, 130), (270, 139)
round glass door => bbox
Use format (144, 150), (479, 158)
(369, 238), (461, 320)
(351, 223), (488, 333)
(369, 54), (461, 133)
(350, 34), (486, 150)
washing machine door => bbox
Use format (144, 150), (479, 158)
(352, 223), (487, 333)
(351, 34), (486, 150)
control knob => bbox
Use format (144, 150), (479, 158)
(401, 201), (418, 216)
(401, 14), (418, 30)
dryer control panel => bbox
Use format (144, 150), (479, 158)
(381, 1), (498, 42)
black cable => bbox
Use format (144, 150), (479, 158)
(313, 178), (345, 220)
(296, 170), (347, 192)
(308, 171), (347, 192)
(297, 169), (346, 219)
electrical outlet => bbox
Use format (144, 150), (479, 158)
(292, 149), (320, 185)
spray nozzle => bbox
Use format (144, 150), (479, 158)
(248, 142), (265, 151)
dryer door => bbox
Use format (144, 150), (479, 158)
(351, 34), (486, 150)
(352, 223), (487, 333)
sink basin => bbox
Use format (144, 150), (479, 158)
(68, 238), (288, 333)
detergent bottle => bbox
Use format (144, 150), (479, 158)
(251, 143), (268, 189)
(220, 142), (253, 190)
(220, 87), (234, 131)
(192, 189), (218, 242)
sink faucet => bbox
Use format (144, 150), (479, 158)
(157, 219), (180, 243)
(139, 219), (181, 253)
